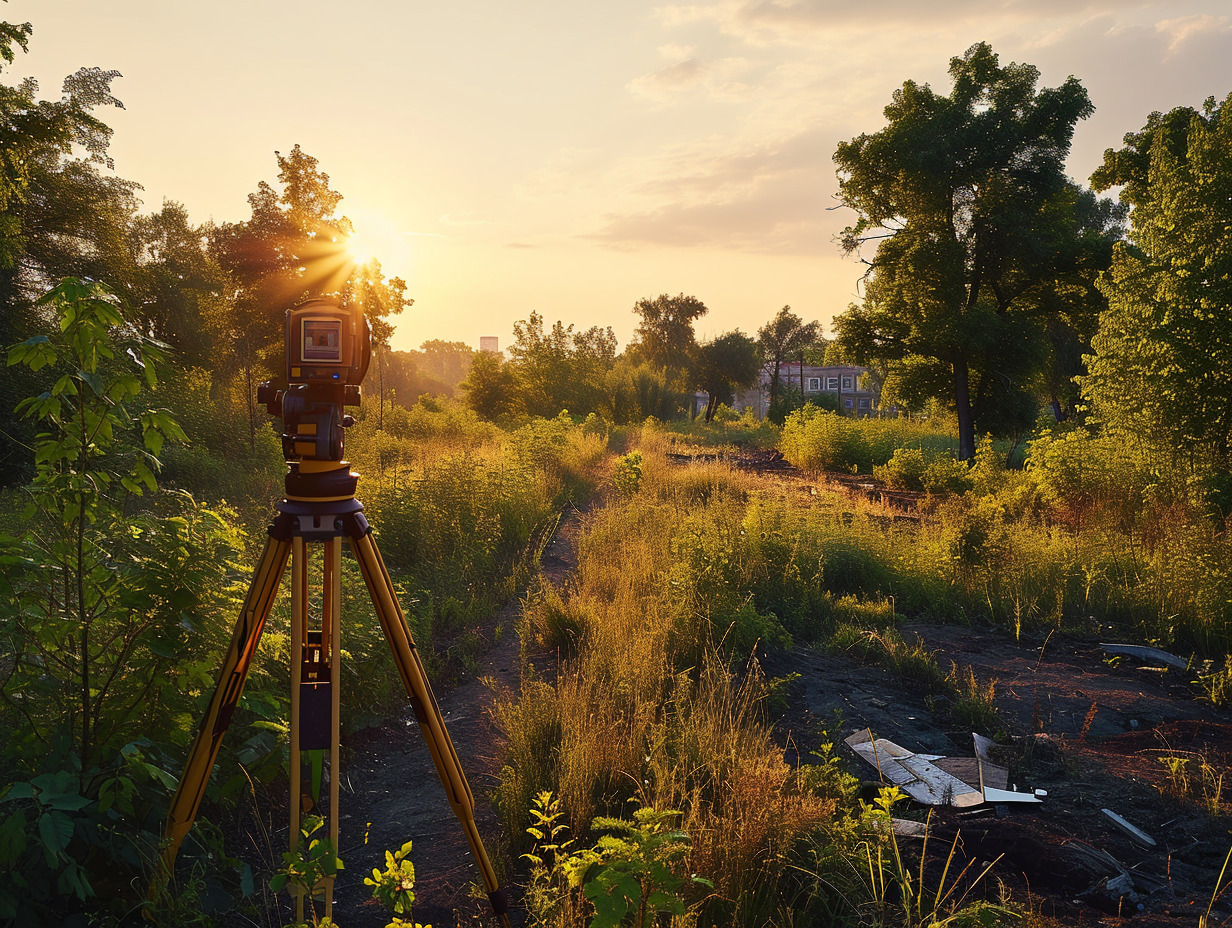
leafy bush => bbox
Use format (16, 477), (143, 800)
(874, 447), (928, 490)
(780, 406), (958, 474)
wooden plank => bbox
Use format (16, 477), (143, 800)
(1102, 808), (1157, 847)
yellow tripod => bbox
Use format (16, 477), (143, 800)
(154, 458), (511, 925)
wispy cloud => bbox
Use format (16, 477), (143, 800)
(588, 127), (839, 253)
(656, 0), (1161, 44)
(626, 51), (752, 102)
(1155, 13), (1232, 55)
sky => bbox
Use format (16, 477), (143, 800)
(12, 0), (1232, 353)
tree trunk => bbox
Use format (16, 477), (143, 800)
(954, 356), (976, 461)
(378, 343), (385, 431)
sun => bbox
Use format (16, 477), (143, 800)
(344, 230), (377, 267)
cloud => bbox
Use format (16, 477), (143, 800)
(626, 52), (753, 102)
(657, 0), (1161, 44)
(1155, 13), (1232, 55)
(588, 127), (842, 253)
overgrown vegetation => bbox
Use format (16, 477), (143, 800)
(1, 11), (1230, 927)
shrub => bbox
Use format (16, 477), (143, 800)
(781, 407), (959, 474)
(875, 447), (928, 490)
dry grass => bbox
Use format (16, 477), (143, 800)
(494, 450), (841, 926)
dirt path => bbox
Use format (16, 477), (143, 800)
(324, 511), (579, 926)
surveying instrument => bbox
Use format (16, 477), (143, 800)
(153, 299), (511, 925)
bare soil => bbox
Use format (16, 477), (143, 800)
(321, 513), (580, 927)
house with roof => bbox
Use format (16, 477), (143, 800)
(733, 361), (881, 418)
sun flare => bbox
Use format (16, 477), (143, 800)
(344, 231), (377, 267)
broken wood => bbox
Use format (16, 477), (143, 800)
(844, 730), (983, 807)
(892, 818), (929, 838)
(1102, 808), (1157, 847)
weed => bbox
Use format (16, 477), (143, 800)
(521, 793), (711, 928)
(1157, 752), (1227, 816)
(1198, 655), (1232, 707)
(858, 787), (1015, 927)
(613, 450), (644, 498)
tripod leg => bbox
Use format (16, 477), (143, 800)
(151, 532), (291, 894)
(288, 536), (344, 923)
(350, 532), (512, 927)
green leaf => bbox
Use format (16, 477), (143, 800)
(37, 810), (73, 856)
(1, 782), (34, 803)
(0, 810), (27, 865)
(8, 335), (57, 371)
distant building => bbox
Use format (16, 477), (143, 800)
(734, 362), (881, 418)
(479, 336), (499, 353)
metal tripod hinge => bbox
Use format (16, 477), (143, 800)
(150, 465), (511, 925)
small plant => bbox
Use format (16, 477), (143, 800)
(522, 790), (583, 926)
(1198, 655), (1232, 707)
(1157, 752), (1227, 816)
(521, 794), (711, 928)
(613, 450), (644, 498)
(567, 805), (712, 928)
(365, 839), (431, 928)
(272, 815), (343, 928)
(946, 664), (1005, 740)
(1159, 755), (1191, 798)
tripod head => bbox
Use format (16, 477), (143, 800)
(258, 299), (371, 463)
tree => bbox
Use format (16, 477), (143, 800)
(833, 42), (1121, 458)
(628, 293), (708, 377)
(757, 306), (821, 421)
(127, 200), (226, 367)
(414, 339), (474, 389)
(1084, 93), (1232, 468)
(695, 331), (761, 422)
(462, 349), (523, 421)
(0, 23), (133, 481)
(210, 145), (409, 439)
(509, 311), (577, 417)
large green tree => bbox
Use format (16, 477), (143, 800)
(833, 42), (1121, 458)
(0, 21), (135, 481)
(627, 292), (708, 378)
(1085, 93), (1232, 468)
(757, 305), (820, 420)
(508, 311), (617, 417)
(695, 330), (761, 422)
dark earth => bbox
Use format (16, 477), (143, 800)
(224, 454), (1231, 927)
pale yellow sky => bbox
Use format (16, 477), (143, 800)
(15, 0), (1232, 352)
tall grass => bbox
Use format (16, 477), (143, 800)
(498, 455), (844, 926)
(772, 409), (1231, 656)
